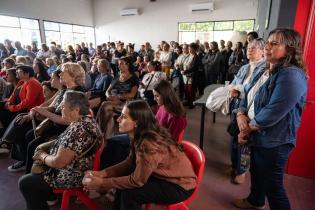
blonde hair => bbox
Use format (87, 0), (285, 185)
(97, 59), (110, 72)
(16, 56), (27, 65)
(62, 63), (85, 86)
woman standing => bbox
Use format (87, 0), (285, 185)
(234, 28), (308, 210)
(83, 100), (196, 210)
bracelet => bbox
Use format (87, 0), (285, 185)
(43, 155), (49, 164)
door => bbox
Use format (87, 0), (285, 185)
(287, 0), (315, 179)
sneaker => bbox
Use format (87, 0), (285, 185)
(0, 142), (10, 154)
(47, 199), (58, 206)
(233, 198), (265, 209)
(8, 161), (26, 172)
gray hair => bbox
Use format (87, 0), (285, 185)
(249, 38), (265, 50)
(64, 90), (90, 115)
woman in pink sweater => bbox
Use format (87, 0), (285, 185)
(153, 80), (187, 141)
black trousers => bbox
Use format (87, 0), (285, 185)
(113, 176), (194, 210)
(19, 173), (55, 210)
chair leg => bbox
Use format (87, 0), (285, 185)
(60, 190), (72, 210)
(167, 203), (189, 210)
(76, 190), (100, 210)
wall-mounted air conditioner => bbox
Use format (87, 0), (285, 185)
(190, 2), (214, 12)
(120, 9), (139, 16)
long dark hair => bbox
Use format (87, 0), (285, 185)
(34, 58), (50, 79)
(268, 28), (307, 75)
(125, 100), (180, 149)
(154, 80), (185, 117)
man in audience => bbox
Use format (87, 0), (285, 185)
(88, 42), (96, 56)
(14, 41), (27, 56)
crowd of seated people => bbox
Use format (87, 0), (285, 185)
(0, 28), (307, 210)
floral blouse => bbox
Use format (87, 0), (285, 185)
(44, 116), (102, 188)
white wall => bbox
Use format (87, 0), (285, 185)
(94, 0), (258, 48)
(0, 0), (94, 26)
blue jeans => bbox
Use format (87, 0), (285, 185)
(247, 144), (293, 210)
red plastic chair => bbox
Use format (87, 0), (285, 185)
(144, 140), (205, 210)
(177, 129), (185, 143)
(53, 138), (105, 210)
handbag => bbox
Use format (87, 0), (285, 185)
(31, 135), (100, 174)
(35, 118), (54, 136)
(2, 113), (28, 144)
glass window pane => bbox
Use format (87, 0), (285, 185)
(213, 31), (234, 43)
(45, 31), (61, 44)
(196, 32), (213, 43)
(0, 15), (20, 27)
(214, 21), (233, 30)
(60, 24), (72, 32)
(73, 33), (85, 44)
(234, 20), (255, 32)
(44, 21), (59, 31)
(178, 32), (195, 44)
(0, 27), (21, 42)
(21, 29), (41, 46)
(178, 23), (196, 32)
(85, 27), (94, 34)
(20, 18), (39, 29)
(196, 22), (213, 32)
(61, 32), (74, 49)
(73, 25), (84, 33)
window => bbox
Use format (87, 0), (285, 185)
(178, 19), (255, 44)
(44, 21), (95, 49)
(0, 15), (41, 46)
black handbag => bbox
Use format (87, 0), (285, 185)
(2, 113), (29, 143)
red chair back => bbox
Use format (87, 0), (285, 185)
(144, 140), (205, 210)
(181, 140), (206, 204)
(93, 138), (105, 171)
(177, 129), (185, 143)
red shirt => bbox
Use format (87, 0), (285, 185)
(155, 105), (187, 141)
(8, 78), (44, 112)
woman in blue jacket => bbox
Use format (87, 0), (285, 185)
(234, 28), (308, 210)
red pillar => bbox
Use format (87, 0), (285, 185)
(287, 0), (315, 179)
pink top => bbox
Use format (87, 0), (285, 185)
(155, 105), (187, 141)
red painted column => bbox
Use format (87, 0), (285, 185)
(287, 0), (315, 179)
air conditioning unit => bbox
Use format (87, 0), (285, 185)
(190, 2), (214, 12)
(120, 9), (139, 16)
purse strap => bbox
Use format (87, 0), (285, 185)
(77, 137), (100, 158)
(144, 72), (155, 91)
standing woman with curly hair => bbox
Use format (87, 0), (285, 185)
(234, 28), (308, 210)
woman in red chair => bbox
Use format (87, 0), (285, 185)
(153, 80), (187, 141)
(83, 100), (196, 210)
(19, 91), (102, 210)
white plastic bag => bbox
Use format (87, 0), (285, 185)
(206, 86), (229, 115)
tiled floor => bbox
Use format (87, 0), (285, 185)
(1, 107), (315, 210)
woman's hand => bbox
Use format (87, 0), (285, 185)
(238, 131), (249, 145)
(33, 107), (50, 117)
(229, 89), (240, 97)
(237, 114), (250, 135)
(82, 173), (105, 191)
(85, 170), (107, 178)
(33, 150), (47, 161)
(16, 114), (32, 125)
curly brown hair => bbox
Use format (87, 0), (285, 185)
(268, 28), (307, 75)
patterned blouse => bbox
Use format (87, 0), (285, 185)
(44, 116), (102, 188)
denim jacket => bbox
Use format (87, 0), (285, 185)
(231, 60), (266, 96)
(239, 66), (307, 148)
